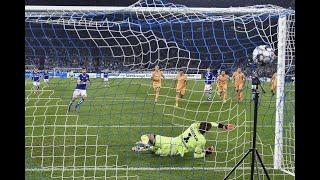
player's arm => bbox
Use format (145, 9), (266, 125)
(161, 71), (165, 79)
(210, 122), (234, 131)
(216, 76), (220, 84)
(193, 142), (206, 158)
(77, 77), (81, 84)
(151, 72), (154, 81)
(242, 74), (246, 85)
(193, 139), (215, 158)
(272, 74), (276, 82)
(87, 75), (91, 85)
(161, 72), (165, 85)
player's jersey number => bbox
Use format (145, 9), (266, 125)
(183, 133), (192, 143)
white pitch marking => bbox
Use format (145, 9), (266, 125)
(25, 166), (257, 171)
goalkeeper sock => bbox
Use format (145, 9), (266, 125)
(208, 91), (212, 100)
(76, 98), (84, 107)
(67, 100), (74, 112)
(69, 99), (75, 105)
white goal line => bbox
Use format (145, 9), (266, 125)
(24, 124), (289, 128)
(25, 166), (256, 172)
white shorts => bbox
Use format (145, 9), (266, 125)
(204, 84), (212, 91)
(33, 81), (40, 86)
(72, 89), (87, 98)
(104, 78), (109, 82)
(44, 79), (49, 83)
(251, 85), (258, 90)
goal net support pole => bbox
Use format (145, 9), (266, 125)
(273, 15), (287, 170)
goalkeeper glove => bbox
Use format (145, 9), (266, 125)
(218, 123), (234, 131)
(205, 146), (215, 156)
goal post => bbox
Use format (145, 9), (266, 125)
(274, 14), (295, 176)
(273, 15), (286, 170)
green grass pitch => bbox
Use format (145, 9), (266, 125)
(25, 77), (294, 180)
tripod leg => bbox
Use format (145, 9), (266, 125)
(255, 151), (271, 180)
(255, 153), (261, 180)
(224, 149), (252, 180)
(250, 149), (255, 180)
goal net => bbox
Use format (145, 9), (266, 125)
(25, 0), (295, 179)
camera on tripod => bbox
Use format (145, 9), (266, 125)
(250, 71), (266, 96)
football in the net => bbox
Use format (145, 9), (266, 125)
(252, 45), (276, 65)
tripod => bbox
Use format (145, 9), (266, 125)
(224, 82), (270, 180)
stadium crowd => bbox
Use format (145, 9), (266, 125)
(25, 46), (279, 77)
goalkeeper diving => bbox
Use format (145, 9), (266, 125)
(131, 121), (234, 158)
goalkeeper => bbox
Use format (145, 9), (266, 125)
(131, 121), (234, 158)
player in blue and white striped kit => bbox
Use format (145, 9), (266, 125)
(32, 67), (41, 94)
(103, 69), (110, 87)
(204, 68), (215, 101)
(67, 67), (90, 112)
(43, 70), (49, 87)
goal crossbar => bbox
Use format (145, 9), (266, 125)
(25, 5), (288, 15)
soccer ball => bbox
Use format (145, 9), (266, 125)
(252, 45), (276, 65)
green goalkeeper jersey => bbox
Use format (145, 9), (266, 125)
(153, 122), (207, 158)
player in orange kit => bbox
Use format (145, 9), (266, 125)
(151, 65), (165, 103)
(216, 71), (229, 103)
(270, 72), (277, 96)
(232, 68), (246, 102)
(175, 69), (187, 107)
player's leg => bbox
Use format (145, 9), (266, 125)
(44, 79), (49, 87)
(33, 82), (39, 94)
(33, 83), (37, 94)
(106, 79), (110, 87)
(218, 86), (223, 100)
(175, 91), (180, 107)
(36, 82), (40, 94)
(204, 85), (212, 101)
(238, 83), (244, 102)
(75, 90), (87, 111)
(176, 89), (185, 107)
(68, 90), (79, 112)
(223, 84), (227, 103)
(67, 97), (77, 112)
(218, 85), (223, 98)
(155, 86), (160, 103)
(235, 85), (239, 101)
(208, 87), (212, 101)
(237, 85), (241, 101)
(179, 89), (186, 106)
(203, 85), (208, 99)
(271, 83), (275, 96)
(104, 78), (110, 87)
